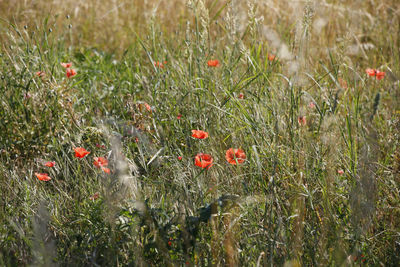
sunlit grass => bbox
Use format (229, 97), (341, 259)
(0, 0), (399, 265)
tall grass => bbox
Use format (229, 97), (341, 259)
(0, 0), (399, 265)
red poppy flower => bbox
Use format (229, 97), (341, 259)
(337, 169), (344, 175)
(366, 68), (385, 80)
(177, 114), (182, 120)
(96, 143), (106, 149)
(44, 161), (56, 167)
(268, 54), (276, 61)
(74, 147), (90, 158)
(238, 93), (245, 99)
(24, 93), (32, 99)
(66, 68), (77, 78)
(298, 116), (307, 126)
(225, 148), (246, 165)
(191, 130), (209, 139)
(36, 71), (45, 77)
(61, 62), (72, 68)
(194, 153), (213, 169)
(94, 157), (108, 168)
(360, 254), (366, 263)
(90, 192), (100, 200)
(101, 167), (111, 174)
(375, 71), (385, 80)
(338, 78), (348, 89)
(35, 173), (51, 181)
(144, 103), (152, 112)
(365, 68), (376, 76)
(154, 61), (165, 68)
(207, 59), (220, 67)
(178, 156), (182, 161)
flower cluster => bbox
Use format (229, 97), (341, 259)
(154, 61), (167, 68)
(74, 147), (110, 174)
(191, 129), (246, 170)
(365, 68), (385, 80)
(34, 146), (111, 182)
(34, 160), (56, 181)
(61, 62), (77, 78)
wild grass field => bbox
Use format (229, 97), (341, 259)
(0, 0), (399, 266)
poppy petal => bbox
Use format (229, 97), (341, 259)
(225, 148), (246, 165)
(74, 147), (90, 158)
(191, 130), (209, 139)
(61, 62), (72, 68)
(195, 153), (213, 169)
(94, 157), (108, 168)
(35, 172), (51, 181)
(44, 161), (56, 167)
(66, 68), (77, 78)
(207, 59), (220, 67)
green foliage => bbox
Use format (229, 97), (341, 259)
(1, 2), (400, 265)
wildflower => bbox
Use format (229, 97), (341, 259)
(225, 148), (246, 165)
(375, 71), (385, 80)
(66, 68), (77, 78)
(366, 68), (376, 76)
(338, 78), (348, 89)
(178, 156), (182, 161)
(361, 254), (366, 263)
(154, 61), (165, 68)
(337, 169), (344, 175)
(191, 130), (209, 139)
(90, 192), (100, 201)
(101, 167), (111, 174)
(44, 161), (56, 167)
(93, 157), (110, 174)
(168, 241), (172, 246)
(35, 173), (51, 181)
(298, 116), (307, 126)
(24, 92), (32, 100)
(96, 143), (106, 149)
(74, 147), (90, 158)
(207, 59), (220, 67)
(366, 68), (385, 80)
(354, 254), (365, 263)
(308, 102), (315, 109)
(177, 114), (182, 120)
(36, 71), (45, 77)
(194, 153), (213, 169)
(268, 54), (276, 61)
(61, 62), (72, 68)
(93, 157), (108, 168)
(238, 93), (245, 99)
(144, 103), (152, 112)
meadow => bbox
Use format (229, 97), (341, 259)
(0, 0), (399, 265)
